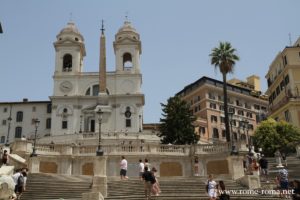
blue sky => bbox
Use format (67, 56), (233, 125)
(0, 0), (299, 123)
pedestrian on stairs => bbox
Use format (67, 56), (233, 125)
(142, 166), (156, 200)
(277, 165), (289, 198)
(144, 159), (150, 171)
(139, 159), (145, 180)
(292, 180), (300, 200)
(206, 174), (217, 200)
(217, 181), (230, 200)
(151, 167), (161, 196)
(120, 156), (128, 180)
(12, 169), (21, 193)
(16, 171), (26, 200)
(1, 150), (9, 166)
(259, 155), (268, 182)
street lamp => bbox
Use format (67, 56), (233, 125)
(96, 109), (104, 156)
(30, 118), (40, 157)
(5, 117), (12, 146)
(228, 110), (238, 155)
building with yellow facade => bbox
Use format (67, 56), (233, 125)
(265, 37), (300, 127)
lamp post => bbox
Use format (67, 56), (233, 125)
(5, 117), (12, 147)
(96, 109), (104, 156)
(30, 118), (40, 157)
(79, 115), (83, 133)
(228, 110), (237, 155)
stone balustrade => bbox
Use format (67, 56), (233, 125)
(195, 142), (231, 154)
(12, 140), (232, 157)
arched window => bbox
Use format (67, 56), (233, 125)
(63, 54), (72, 72)
(15, 127), (22, 138)
(213, 128), (219, 138)
(123, 53), (133, 68)
(16, 111), (23, 122)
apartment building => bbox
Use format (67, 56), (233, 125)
(177, 76), (268, 144)
(265, 37), (300, 127)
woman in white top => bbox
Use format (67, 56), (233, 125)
(207, 174), (217, 200)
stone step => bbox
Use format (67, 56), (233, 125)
(105, 194), (285, 200)
(21, 173), (92, 200)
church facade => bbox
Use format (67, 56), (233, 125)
(0, 20), (145, 144)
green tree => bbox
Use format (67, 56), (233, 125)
(209, 42), (239, 142)
(253, 118), (300, 156)
(159, 96), (199, 145)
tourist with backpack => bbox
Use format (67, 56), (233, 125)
(16, 171), (26, 199)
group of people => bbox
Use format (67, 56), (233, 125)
(1, 148), (29, 200)
(243, 153), (269, 178)
(119, 156), (161, 199)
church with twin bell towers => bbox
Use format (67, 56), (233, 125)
(51, 20), (144, 136)
(0, 20), (145, 144)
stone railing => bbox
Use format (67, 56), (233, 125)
(195, 142), (231, 154)
(12, 140), (232, 157)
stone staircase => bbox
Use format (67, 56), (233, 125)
(105, 177), (284, 200)
(21, 173), (92, 200)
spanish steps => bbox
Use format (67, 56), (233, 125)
(21, 173), (289, 200)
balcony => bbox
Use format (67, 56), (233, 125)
(269, 89), (300, 113)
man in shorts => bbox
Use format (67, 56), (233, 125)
(120, 156), (128, 180)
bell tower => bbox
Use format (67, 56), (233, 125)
(53, 22), (86, 75)
(113, 20), (141, 74)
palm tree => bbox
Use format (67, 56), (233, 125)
(209, 42), (239, 143)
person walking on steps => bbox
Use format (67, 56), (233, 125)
(206, 174), (217, 200)
(120, 156), (128, 180)
(138, 159), (145, 181)
(142, 166), (156, 200)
